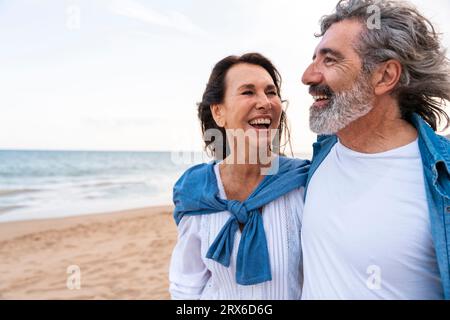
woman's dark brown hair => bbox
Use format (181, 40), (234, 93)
(197, 52), (291, 159)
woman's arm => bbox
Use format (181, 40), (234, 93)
(169, 215), (210, 299)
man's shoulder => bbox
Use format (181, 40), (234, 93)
(278, 156), (310, 167)
(437, 133), (450, 160)
(312, 135), (338, 157)
(410, 114), (450, 166)
(316, 134), (338, 144)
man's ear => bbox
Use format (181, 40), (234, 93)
(372, 59), (402, 96)
(210, 104), (225, 128)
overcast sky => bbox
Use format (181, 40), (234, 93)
(1, 0), (449, 153)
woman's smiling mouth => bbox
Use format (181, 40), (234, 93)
(248, 117), (272, 130)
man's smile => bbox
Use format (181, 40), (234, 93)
(312, 94), (331, 109)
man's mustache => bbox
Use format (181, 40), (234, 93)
(309, 84), (334, 97)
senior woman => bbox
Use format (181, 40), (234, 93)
(169, 53), (310, 299)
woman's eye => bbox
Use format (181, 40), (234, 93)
(242, 91), (253, 95)
(267, 91), (277, 96)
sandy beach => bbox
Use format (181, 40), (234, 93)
(0, 206), (177, 300)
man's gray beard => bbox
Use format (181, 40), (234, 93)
(309, 73), (375, 135)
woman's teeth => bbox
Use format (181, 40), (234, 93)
(249, 118), (271, 129)
(249, 118), (271, 126)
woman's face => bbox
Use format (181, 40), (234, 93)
(212, 63), (283, 156)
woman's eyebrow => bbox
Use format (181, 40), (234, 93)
(238, 84), (276, 89)
(237, 84), (256, 90)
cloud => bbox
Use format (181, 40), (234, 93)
(108, 0), (207, 37)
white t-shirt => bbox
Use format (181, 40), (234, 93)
(301, 139), (443, 300)
(169, 163), (305, 300)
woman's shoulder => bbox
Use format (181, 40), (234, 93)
(173, 161), (216, 190)
(179, 161), (215, 178)
(172, 161), (219, 225)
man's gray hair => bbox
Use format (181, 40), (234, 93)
(318, 0), (450, 131)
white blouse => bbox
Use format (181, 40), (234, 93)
(169, 164), (305, 300)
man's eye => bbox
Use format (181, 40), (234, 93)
(267, 91), (277, 96)
(324, 57), (336, 64)
(242, 91), (253, 95)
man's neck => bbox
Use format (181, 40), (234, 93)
(337, 100), (418, 154)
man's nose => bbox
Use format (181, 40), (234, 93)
(302, 63), (323, 86)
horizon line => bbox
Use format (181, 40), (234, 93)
(0, 148), (313, 155)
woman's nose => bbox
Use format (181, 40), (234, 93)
(256, 93), (272, 110)
(302, 63), (323, 86)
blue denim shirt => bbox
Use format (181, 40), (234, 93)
(305, 113), (450, 299)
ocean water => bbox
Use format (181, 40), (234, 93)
(0, 150), (211, 223)
(0, 150), (311, 223)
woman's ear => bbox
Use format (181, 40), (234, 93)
(210, 104), (225, 128)
(372, 59), (402, 96)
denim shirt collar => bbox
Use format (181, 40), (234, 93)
(410, 113), (450, 171)
(410, 113), (450, 199)
(306, 113), (450, 199)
